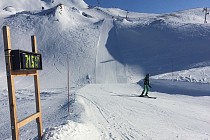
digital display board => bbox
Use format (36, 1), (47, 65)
(11, 50), (42, 70)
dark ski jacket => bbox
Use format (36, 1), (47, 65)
(143, 76), (150, 85)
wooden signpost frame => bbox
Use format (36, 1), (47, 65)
(2, 26), (43, 140)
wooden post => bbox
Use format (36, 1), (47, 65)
(31, 36), (43, 140)
(2, 26), (43, 140)
(67, 56), (70, 113)
(3, 26), (19, 140)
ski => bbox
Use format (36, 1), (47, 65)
(138, 95), (157, 99)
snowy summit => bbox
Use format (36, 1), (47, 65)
(0, 0), (210, 140)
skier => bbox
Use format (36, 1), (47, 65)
(139, 73), (151, 97)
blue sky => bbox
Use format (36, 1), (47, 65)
(84, 0), (210, 13)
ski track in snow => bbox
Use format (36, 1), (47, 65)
(77, 94), (146, 140)
(75, 84), (210, 140)
(1, 84), (210, 139)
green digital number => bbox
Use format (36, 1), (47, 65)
(25, 54), (29, 68)
(25, 54), (35, 68)
(31, 55), (35, 68)
(23, 53), (41, 69)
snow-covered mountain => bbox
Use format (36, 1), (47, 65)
(0, 0), (210, 140)
(1, 0), (210, 89)
(0, 0), (210, 87)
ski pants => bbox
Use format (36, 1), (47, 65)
(142, 85), (149, 95)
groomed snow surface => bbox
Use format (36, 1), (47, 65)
(64, 84), (210, 140)
(1, 84), (210, 140)
(0, 0), (210, 139)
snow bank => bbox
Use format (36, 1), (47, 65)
(42, 90), (100, 140)
(43, 120), (100, 140)
(153, 66), (210, 84)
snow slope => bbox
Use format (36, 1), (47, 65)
(0, 3), (99, 89)
(95, 19), (126, 84)
(0, 0), (210, 139)
(114, 16), (210, 77)
(1, 2), (210, 88)
(1, 84), (210, 140)
(41, 84), (210, 140)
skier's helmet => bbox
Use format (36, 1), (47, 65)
(146, 73), (150, 77)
